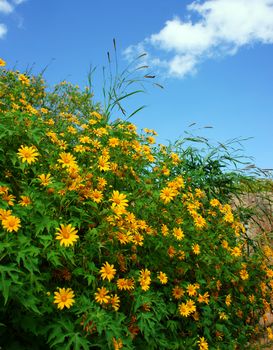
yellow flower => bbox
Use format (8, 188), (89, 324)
(38, 173), (52, 186)
(108, 137), (120, 147)
(172, 286), (184, 299)
(95, 287), (110, 304)
(195, 188), (205, 198)
(158, 271), (168, 284)
(197, 336), (209, 350)
(219, 312), (228, 320)
(239, 269), (249, 280)
(210, 198), (220, 207)
(221, 240), (229, 249)
(2, 215), (21, 232)
(179, 302), (191, 317)
(170, 152), (180, 164)
(55, 224), (79, 247)
(147, 136), (155, 144)
(0, 58), (6, 67)
(110, 294), (120, 311)
(53, 288), (75, 309)
(187, 284), (198, 297)
(18, 74), (30, 85)
(91, 111), (103, 119)
(139, 269), (151, 291)
(99, 262), (116, 281)
(160, 187), (176, 204)
(17, 145), (39, 164)
(249, 294), (255, 303)
(173, 227), (184, 241)
(0, 209), (12, 221)
(2, 192), (15, 206)
(19, 195), (31, 206)
(186, 299), (196, 313)
(223, 212), (234, 223)
(194, 215), (206, 229)
(58, 152), (77, 168)
(117, 278), (135, 291)
(98, 156), (110, 171)
(192, 243), (200, 255)
(197, 292), (210, 304)
(97, 177), (107, 190)
(40, 107), (48, 114)
(161, 224), (169, 236)
(79, 136), (92, 144)
(110, 190), (128, 208)
(267, 327), (273, 340)
(113, 337), (123, 350)
(90, 189), (103, 203)
(231, 246), (242, 257)
(225, 294), (232, 307)
(74, 145), (86, 153)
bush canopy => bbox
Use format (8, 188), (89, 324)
(0, 59), (273, 349)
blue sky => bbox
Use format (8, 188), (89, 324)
(1, 0), (273, 170)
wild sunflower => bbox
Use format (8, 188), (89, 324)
(0, 209), (12, 221)
(17, 145), (39, 164)
(160, 187), (176, 204)
(38, 173), (52, 186)
(110, 191), (128, 208)
(186, 299), (196, 313)
(90, 189), (103, 203)
(0, 58), (6, 67)
(98, 156), (110, 171)
(113, 338), (123, 350)
(239, 269), (249, 280)
(109, 294), (120, 311)
(157, 271), (168, 284)
(55, 224), (79, 247)
(173, 227), (184, 241)
(178, 302), (191, 317)
(94, 287), (110, 304)
(108, 137), (119, 147)
(194, 215), (206, 229)
(99, 262), (116, 281)
(187, 284), (198, 297)
(58, 152), (77, 168)
(2, 215), (21, 232)
(117, 278), (135, 291)
(197, 292), (210, 304)
(53, 288), (75, 309)
(197, 337), (209, 350)
(192, 243), (200, 255)
(18, 74), (30, 85)
(231, 246), (242, 257)
(172, 286), (184, 299)
(19, 196), (31, 206)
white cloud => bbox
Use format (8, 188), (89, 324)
(0, 0), (14, 14)
(0, 23), (7, 38)
(0, 0), (27, 39)
(124, 0), (273, 78)
(12, 0), (26, 4)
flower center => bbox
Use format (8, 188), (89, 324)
(62, 230), (70, 239)
(61, 295), (67, 302)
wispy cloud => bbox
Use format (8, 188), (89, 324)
(0, 0), (14, 14)
(0, 23), (7, 38)
(12, 0), (26, 5)
(0, 0), (27, 38)
(124, 0), (273, 78)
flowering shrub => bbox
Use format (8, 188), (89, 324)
(0, 59), (273, 349)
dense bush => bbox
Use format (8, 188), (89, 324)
(0, 58), (273, 349)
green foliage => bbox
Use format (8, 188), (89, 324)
(0, 61), (272, 350)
